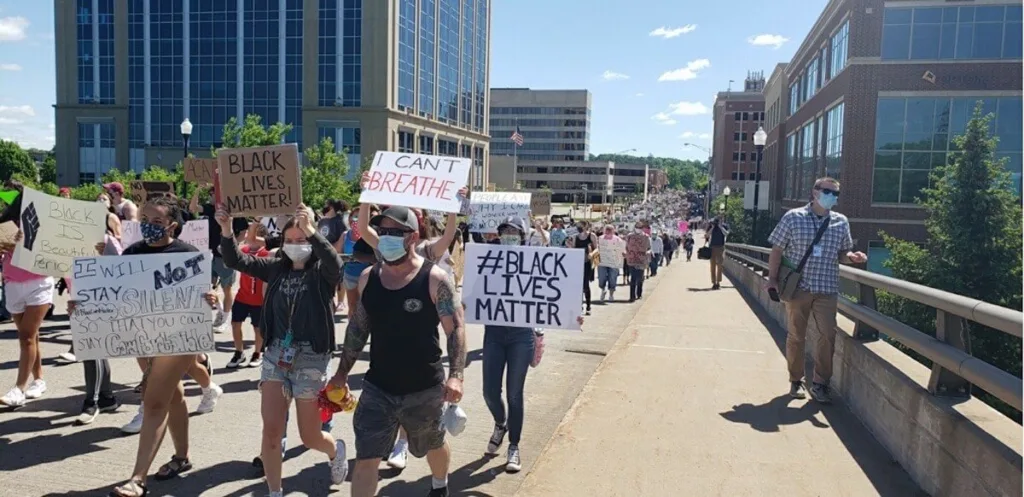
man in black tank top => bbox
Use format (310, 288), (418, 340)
(329, 206), (467, 497)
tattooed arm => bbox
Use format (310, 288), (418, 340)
(331, 270), (372, 383)
(432, 268), (467, 382)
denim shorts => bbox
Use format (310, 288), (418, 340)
(260, 343), (331, 401)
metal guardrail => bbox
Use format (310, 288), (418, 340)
(725, 242), (1024, 412)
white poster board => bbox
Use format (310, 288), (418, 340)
(462, 244), (583, 330)
(178, 220), (209, 249)
(359, 151), (471, 213)
(121, 220), (142, 247)
(12, 187), (107, 277)
(743, 181), (771, 210)
(468, 192), (531, 233)
(261, 216), (283, 236)
(69, 251), (215, 361)
(597, 237), (625, 268)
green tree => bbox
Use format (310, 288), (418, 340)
(39, 153), (57, 184)
(0, 140), (38, 183)
(590, 153), (706, 191)
(70, 183), (103, 201)
(714, 192), (776, 246)
(302, 136), (357, 210)
(219, 114), (292, 150)
(880, 103), (1022, 421)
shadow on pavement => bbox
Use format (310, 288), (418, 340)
(726, 273), (924, 497)
(0, 425), (122, 472)
(378, 453), (501, 497)
(719, 394), (830, 432)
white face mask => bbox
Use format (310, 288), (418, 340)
(282, 243), (313, 263)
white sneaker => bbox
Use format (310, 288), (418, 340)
(196, 383), (223, 414)
(386, 439), (409, 469)
(506, 445), (522, 473)
(330, 439), (348, 484)
(24, 379), (47, 399)
(58, 352), (77, 362)
(609, 290), (615, 302)
(0, 386), (26, 407)
(212, 306), (228, 329)
(599, 289), (607, 302)
(121, 404), (144, 434)
(486, 424), (508, 455)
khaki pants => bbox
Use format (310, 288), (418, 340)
(709, 246), (725, 285)
(784, 290), (838, 385)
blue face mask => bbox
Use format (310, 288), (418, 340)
(378, 235), (408, 262)
(141, 222), (168, 244)
(817, 192), (838, 210)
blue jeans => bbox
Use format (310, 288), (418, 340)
(597, 266), (619, 292)
(482, 326), (535, 446)
(628, 266), (646, 300)
(650, 254), (662, 276)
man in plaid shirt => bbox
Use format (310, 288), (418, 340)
(766, 177), (867, 403)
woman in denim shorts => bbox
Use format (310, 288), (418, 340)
(217, 205), (349, 497)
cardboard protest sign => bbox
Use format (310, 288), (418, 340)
(121, 220), (142, 247)
(129, 181), (175, 204)
(468, 192), (531, 233)
(11, 187), (107, 277)
(0, 221), (17, 246)
(597, 237), (625, 268)
(530, 191), (552, 216)
(462, 244), (583, 330)
(359, 151), (471, 213)
(179, 220), (209, 249)
(183, 157), (217, 185)
(69, 251), (215, 361)
(216, 143), (302, 216)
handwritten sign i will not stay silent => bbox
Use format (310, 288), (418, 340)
(468, 192), (531, 234)
(11, 187), (107, 278)
(359, 151), (471, 213)
(70, 251), (215, 361)
(216, 143), (302, 217)
(462, 244), (583, 331)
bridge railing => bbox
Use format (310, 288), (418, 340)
(724, 242), (1023, 413)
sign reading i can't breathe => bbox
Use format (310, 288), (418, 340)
(359, 151), (472, 213)
(69, 251), (215, 361)
(462, 244), (583, 330)
(216, 143), (302, 217)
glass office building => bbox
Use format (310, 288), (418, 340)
(55, 0), (491, 187)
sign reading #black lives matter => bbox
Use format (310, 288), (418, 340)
(216, 143), (302, 217)
(462, 244), (584, 331)
(70, 251), (215, 361)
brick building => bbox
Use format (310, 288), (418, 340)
(770, 0), (1022, 268)
(711, 72), (767, 192)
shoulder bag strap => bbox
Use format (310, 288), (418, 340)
(794, 216), (831, 273)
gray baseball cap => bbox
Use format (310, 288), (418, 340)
(370, 205), (420, 232)
(497, 215), (527, 236)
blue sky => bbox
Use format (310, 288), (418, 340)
(0, 0), (823, 160)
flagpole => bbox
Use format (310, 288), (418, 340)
(512, 118), (519, 189)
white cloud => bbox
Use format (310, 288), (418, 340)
(0, 17), (29, 42)
(667, 101), (710, 116)
(0, 63), (20, 71)
(0, 117), (22, 125)
(747, 34), (789, 49)
(635, 93), (644, 97)
(658, 59), (711, 82)
(651, 112), (677, 126)
(680, 131), (712, 140)
(602, 70), (630, 81)
(0, 105), (35, 117)
(649, 25), (698, 39)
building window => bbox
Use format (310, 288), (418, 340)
(805, 58), (819, 101)
(78, 121), (116, 184)
(473, 0), (487, 132)
(397, 0), (416, 111)
(825, 102), (844, 180)
(734, 111), (742, 120)
(784, 133), (798, 199)
(734, 132), (748, 142)
(881, 5), (1023, 61)
(821, 46), (831, 81)
(148, 0), (184, 147)
(830, 21), (850, 76)
(873, 96), (1023, 203)
(436, 0), (460, 123)
(800, 123), (815, 192)
(77, 0), (116, 104)
(742, 112), (749, 120)
(318, 0), (362, 108)
(788, 83), (800, 115)
(398, 130), (415, 153)
(187, 0), (241, 148)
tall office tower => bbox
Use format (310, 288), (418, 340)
(53, 0), (491, 188)
(489, 88), (591, 162)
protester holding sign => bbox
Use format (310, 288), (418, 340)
(0, 181), (54, 407)
(478, 216), (585, 473)
(597, 226), (625, 303)
(216, 203), (350, 497)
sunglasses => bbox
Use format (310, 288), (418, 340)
(377, 227), (412, 237)
(816, 187), (841, 197)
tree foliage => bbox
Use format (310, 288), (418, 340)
(716, 192), (776, 246)
(589, 153), (707, 191)
(0, 139), (37, 182)
(879, 103), (1022, 421)
(302, 136), (357, 210)
(39, 154), (57, 184)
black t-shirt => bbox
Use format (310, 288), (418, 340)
(201, 203), (248, 255)
(122, 239), (200, 255)
(709, 223), (729, 246)
(317, 216), (346, 245)
(269, 269), (320, 343)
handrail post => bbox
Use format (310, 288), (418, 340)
(928, 310), (972, 398)
(852, 282), (880, 341)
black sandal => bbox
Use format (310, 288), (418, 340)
(108, 479), (147, 497)
(154, 455), (192, 481)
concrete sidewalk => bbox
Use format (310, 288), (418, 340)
(516, 257), (924, 497)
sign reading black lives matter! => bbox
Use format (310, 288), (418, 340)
(462, 244), (584, 331)
(69, 251), (215, 361)
(216, 143), (302, 217)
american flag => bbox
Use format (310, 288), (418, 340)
(510, 126), (524, 146)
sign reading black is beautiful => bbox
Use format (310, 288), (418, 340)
(69, 251), (215, 361)
(462, 244), (584, 330)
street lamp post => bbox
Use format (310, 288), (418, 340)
(180, 118), (193, 198)
(721, 185), (731, 224)
(752, 126), (767, 245)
